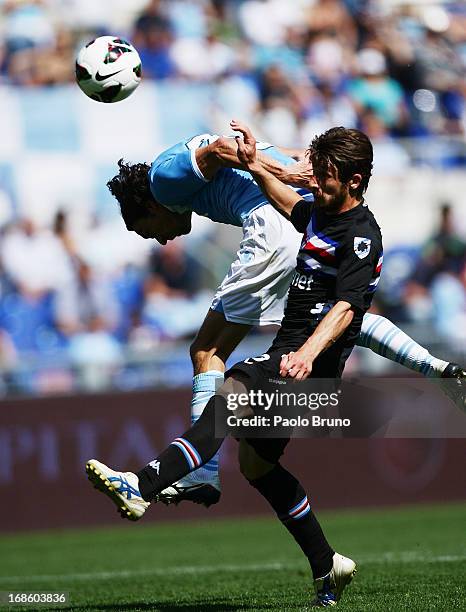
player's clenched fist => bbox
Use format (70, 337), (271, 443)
(230, 119), (257, 169)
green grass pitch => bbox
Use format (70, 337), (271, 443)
(1, 503), (464, 611)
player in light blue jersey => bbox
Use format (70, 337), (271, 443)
(106, 130), (465, 508)
(148, 133), (312, 227)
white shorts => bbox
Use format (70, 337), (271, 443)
(211, 205), (302, 326)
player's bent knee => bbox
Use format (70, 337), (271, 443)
(189, 341), (206, 367)
(190, 343), (221, 372)
(238, 440), (274, 481)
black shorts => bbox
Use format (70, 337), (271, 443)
(226, 339), (353, 387)
(226, 340), (353, 464)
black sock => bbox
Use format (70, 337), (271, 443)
(249, 464), (334, 579)
(137, 395), (228, 501)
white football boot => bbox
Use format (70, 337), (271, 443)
(86, 459), (150, 521)
(311, 552), (356, 607)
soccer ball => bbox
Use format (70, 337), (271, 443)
(76, 36), (142, 103)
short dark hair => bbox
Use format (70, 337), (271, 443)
(107, 159), (153, 229)
(308, 127), (373, 199)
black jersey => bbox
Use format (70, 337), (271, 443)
(272, 199), (383, 350)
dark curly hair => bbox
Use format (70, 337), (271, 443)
(107, 159), (153, 229)
(308, 127), (373, 199)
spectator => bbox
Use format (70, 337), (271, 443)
(3, 0), (55, 55)
(259, 64), (307, 119)
(253, 26), (308, 79)
(29, 27), (75, 85)
(414, 203), (466, 286)
(147, 240), (201, 297)
(170, 30), (236, 80)
(301, 82), (357, 143)
(133, 0), (177, 80)
(238, 0), (308, 47)
(347, 47), (408, 132)
(430, 271), (466, 341)
(401, 204), (466, 334)
(1, 218), (74, 298)
(141, 241), (210, 339)
(305, 0), (357, 48)
(358, 108), (410, 175)
(55, 260), (120, 337)
(306, 33), (348, 88)
(68, 315), (123, 390)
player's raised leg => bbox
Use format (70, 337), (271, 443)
(86, 377), (244, 520)
(359, 312), (448, 375)
(358, 313), (465, 409)
(158, 309), (251, 506)
(86, 459), (150, 521)
(159, 204), (301, 506)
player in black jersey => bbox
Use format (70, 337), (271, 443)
(222, 123), (382, 605)
(230, 119), (382, 385)
(86, 125), (381, 607)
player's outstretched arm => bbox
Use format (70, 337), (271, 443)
(276, 146), (307, 161)
(230, 120), (305, 219)
(280, 301), (354, 380)
(195, 132), (312, 188)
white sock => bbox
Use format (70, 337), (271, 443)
(187, 370), (224, 483)
(358, 313), (449, 377)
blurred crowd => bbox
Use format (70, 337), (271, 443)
(376, 203), (466, 343)
(0, 202), (464, 393)
(1, 0), (465, 153)
(0, 209), (216, 391)
(0, 0), (465, 393)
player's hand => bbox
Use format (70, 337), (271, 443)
(282, 159), (316, 189)
(279, 351), (314, 380)
(230, 119), (257, 169)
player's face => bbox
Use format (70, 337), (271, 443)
(131, 202), (192, 245)
(310, 162), (348, 212)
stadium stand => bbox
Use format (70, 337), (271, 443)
(0, 0), (464, 394)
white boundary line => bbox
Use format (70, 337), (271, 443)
(0, 553), (465, 585)
(0, 562), (286, 585)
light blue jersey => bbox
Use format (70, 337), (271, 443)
(149, 134), (313, 227)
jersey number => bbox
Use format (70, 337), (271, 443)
(310, 303), (325, 314)
(244, 353), (271, 365)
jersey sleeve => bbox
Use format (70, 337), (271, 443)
(256, 142), (297, 167)
(148, 136), (217, 209)
(335, 232), (379, 311)
(289, 199), (313, 232)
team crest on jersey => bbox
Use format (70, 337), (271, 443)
(354, 237), (371, 259)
